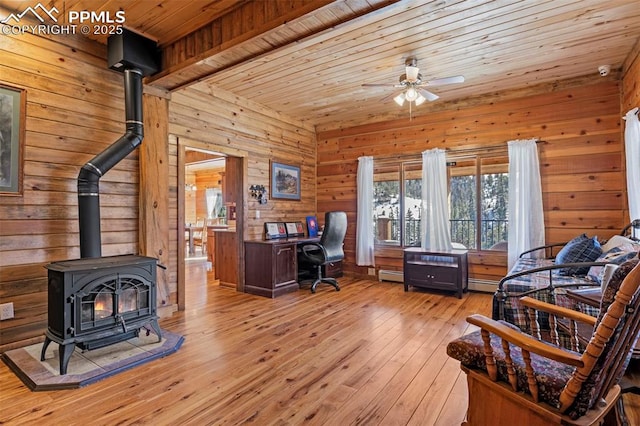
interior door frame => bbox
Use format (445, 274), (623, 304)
(176, 136), (248, 310)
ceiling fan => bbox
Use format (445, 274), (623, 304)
(363, 57), (464, 117)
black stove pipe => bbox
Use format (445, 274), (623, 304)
(78, 68), (144, 258)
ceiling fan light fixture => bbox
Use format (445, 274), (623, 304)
(406, 65), (419, 82)
(405, 87), (418, 102)
(364, 57), (464, 118)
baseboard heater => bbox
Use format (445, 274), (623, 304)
(378, 270), (404, 283)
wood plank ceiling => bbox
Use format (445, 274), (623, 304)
(2, 0), (639, 131)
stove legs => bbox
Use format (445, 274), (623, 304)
(40, 336), (75, 375)
(148, 319), (162, 342)
(40, 318), (162, 375)
(40, 336), (50, 362)
(58, 343), (75, 375)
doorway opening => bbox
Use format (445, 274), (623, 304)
(177, 138), (247, 311)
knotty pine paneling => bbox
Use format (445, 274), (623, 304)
(317, 81), (626, 281)
(0, 29), (141, 349)
(170, 84), (317, 239)
(194, 169), (224, 221)
(621, 41), (639, 224)
(621, 39), (640, 113)
(168, 83), (317, 302)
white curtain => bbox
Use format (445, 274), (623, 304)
(356, 156), (375, 266)
(507, 139), (545, 270)
(421, 148), (452, 250)
(623, 107), (640, 221)
(205, 188), (222, 219)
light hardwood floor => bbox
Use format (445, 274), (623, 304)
(1, 261), (637, 425)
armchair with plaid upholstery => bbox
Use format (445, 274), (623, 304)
(447, 256), (640, 425)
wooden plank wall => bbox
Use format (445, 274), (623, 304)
(184, 172), (198, 225)
(621, 39), (640, 114)
(621, 40), (639, 224)
(167, 82), (317, 286)
(0, 28), (137, 349)
(0, 36), (317, 349)
(194, 169), (224, 221)
(316, 79), (626, 282)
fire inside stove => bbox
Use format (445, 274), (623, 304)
(81, 278), (149, 323)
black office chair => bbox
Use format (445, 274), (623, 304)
(298, 211), (347, 293)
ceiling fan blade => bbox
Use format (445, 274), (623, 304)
(362, 83), (397, 87)
(381, 91), (401, 102)
(418, 88), (439, 102)
(424, 75), (465, 86)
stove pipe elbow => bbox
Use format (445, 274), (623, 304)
(78, 68), (144, 258)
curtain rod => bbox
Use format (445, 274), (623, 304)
(369, 139), (542, 163)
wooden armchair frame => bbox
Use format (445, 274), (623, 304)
(450, 260), (640, 425)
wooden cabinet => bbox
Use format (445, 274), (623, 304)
(207, 225), (230, 266)
(245, 240), (299, 298)
(403, 248), (468, 298)
(207, 227), (215, 265)
(215, 230), (238, 289)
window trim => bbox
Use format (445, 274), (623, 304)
(447, 148), (509, 251)
(372, 146), (509, 252)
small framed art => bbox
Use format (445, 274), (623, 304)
(264, 222), (288, 240)
(285, 222), (305, 237)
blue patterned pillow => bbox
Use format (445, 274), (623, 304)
(555, 234), (602, 276)
(587, 247), (638, 284)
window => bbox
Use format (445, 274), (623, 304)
(449, 154), (509, 250)
(373, 152), (509, 251)
(373, 161), (422, 246)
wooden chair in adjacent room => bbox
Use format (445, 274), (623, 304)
(447, 256), (640, 425)
(192, 220), (207, 254)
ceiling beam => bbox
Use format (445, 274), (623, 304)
(147, 0), (400, 91)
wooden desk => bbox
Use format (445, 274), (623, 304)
(244, 237), (343, 298)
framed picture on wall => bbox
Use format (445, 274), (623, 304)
(0, 83), (26, 196)
(270, 160), (300, 200)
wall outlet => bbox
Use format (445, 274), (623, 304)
(0, 302), (14, 320)
(368, 268), (376, 276)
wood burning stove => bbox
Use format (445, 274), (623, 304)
(41, 31), (163, 375)
(42, 255), (161, 375)
(41, 255), (162, 375)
